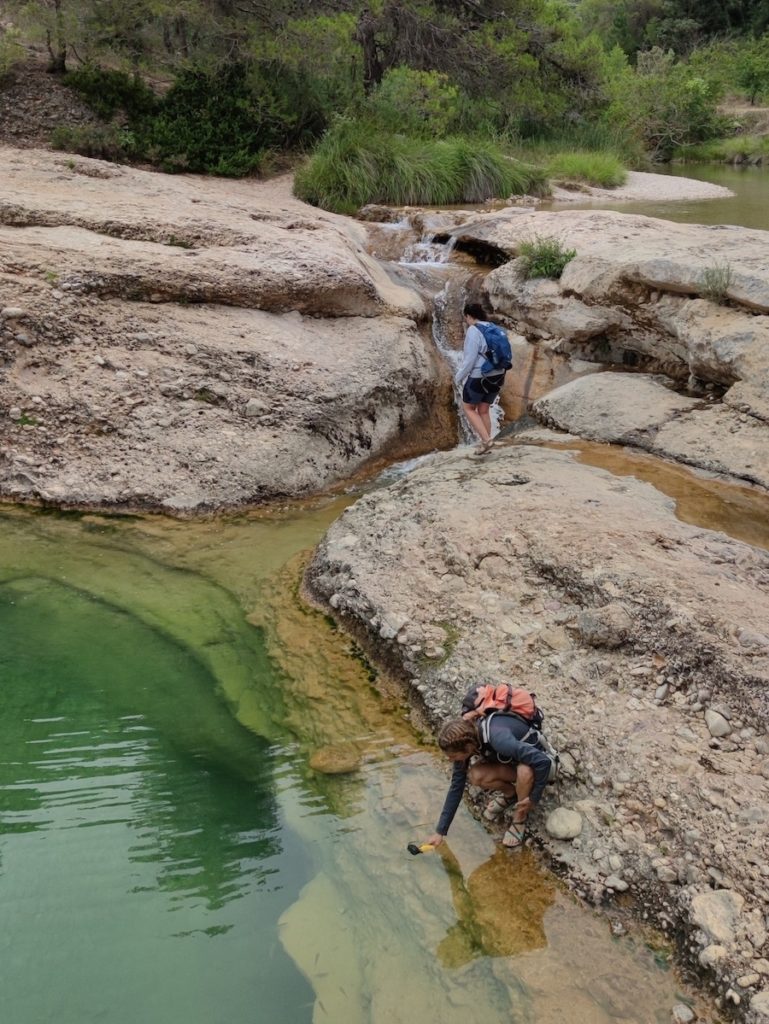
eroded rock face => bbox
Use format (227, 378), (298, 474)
(532, 374), (769, 490)
(306, 442), (769, 1018)
(0, 148), (451, 512)
(449, 207), (769, 485)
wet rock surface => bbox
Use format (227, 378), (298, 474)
(307, 442), (769, 1021)
(532, 373), (769, 490)
(0, 148), (450, 512)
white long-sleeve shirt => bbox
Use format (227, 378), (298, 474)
(455, 324), (487, 385)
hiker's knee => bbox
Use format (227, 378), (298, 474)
(469, 761), (516, 789)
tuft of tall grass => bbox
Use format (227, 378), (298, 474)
(546, 151), (627, 188)
(294, 118), (547, 213)
(699, 260), (733, 304)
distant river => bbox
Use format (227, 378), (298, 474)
(550, 163), (769, 231)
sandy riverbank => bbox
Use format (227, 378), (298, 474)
(550, 169), (733, 204)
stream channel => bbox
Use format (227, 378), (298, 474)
(2, 165), (766, 1024)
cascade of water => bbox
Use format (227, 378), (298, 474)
(400, 232), (458, 266)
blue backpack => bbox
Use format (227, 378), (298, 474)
(476, 321), (513, 376)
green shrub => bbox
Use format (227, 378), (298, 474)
(64, 66), (158, 120)
(517, 236), (576, 279)
(294, 118), (547, 213)
(366, 67), (460, 138)
(699, 261), (733, 304)
(673, 135), (769, 162)
(135, 61), (326, 175)
(51, 124), (137, 161)
(546, 150), (627, 188)
(0, 27), (23, 83)
(608, 48), (729, 161)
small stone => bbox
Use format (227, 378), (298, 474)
(545, 807), (583, 840)
(244, 398), (268, 418)
(9, 406), (21, 419)
(750, 991), (769, 1019)
(699, 944), (727, 968)
(737, 974), (760, 988)
(1, 306), (25, 319)
(691, 890), (744, 945)
(605, 874), (628, 892)
(705, 710), (732, 738)
(671, 1004), (695, 1024)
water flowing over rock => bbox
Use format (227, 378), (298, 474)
(0, 147), (452, 512)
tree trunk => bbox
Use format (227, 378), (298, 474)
(353, 9), (383, 94)
(45, 0), (67, 73)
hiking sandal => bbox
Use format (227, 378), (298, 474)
(482, 793), (512, 821)
(474, 440), (494, 457)
(502, 821), (527, 849)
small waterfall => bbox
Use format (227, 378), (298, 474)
(372, 221), (504, 448)
(400, 233), (458, 266)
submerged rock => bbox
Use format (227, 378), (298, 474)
(309, 745), (362, 775)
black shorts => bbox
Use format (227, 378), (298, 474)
(462, 373), (505, 406)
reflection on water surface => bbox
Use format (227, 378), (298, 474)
(0, 502), (705, 1023)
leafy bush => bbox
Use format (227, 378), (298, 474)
(736, 36), (769, 105)
(51, 124), (137, 162)
(59, 61), (327, 176)
(517, 236), (577, 280)
(366, 67), (460, 138)
(0, 27), (23, 83)
(64, 66), (159, 120)
(294, 118), (547, 213)
(546, 151), (627, 187)
(608, 48), (729, 161)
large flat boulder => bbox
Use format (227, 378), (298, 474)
(306, 441), (769, 1018)
(0, 148), (448, 512)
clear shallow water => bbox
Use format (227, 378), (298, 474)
(550, 163), (769, 230)
(0, 503), (701, 1024)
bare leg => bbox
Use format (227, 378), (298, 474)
(477, 402), (493, 439)
(462, 403), (491, 444)
(469, 762), (534, 847)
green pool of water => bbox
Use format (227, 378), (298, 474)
(0, 502), (702, 1024)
